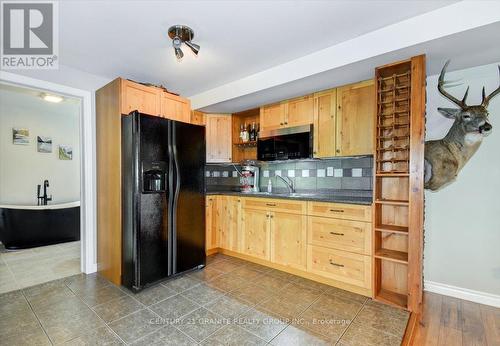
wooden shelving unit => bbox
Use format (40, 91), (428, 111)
(231, 108), (259, 162)
(372, 55), (425, 313)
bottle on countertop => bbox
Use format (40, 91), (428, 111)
(267, 179), (272, 193)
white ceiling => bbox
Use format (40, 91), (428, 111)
(59, 0), (457, 97)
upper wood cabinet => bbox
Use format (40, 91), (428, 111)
(119, 79), (192, 123)
(160, 92), (191, 123)
(121, 79), (161, 116)
(191, 110), (206, 126)
(260, 95), (314, 132)
(336, 80), (375, 156)
(312, 80), (375, 158)
(206, 114), (232, 163)
(260, 103), (286, 130)
(313, 89), (337, 158)
(286, 95), (314, 128)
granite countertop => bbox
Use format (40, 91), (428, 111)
(206, 191), (373, 205)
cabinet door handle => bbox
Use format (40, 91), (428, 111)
(330, 232), (344, 236)
(266, 203), (276, 207)
(336, 149), (340, 154)
(329, 260), (344, 267)
(280, 122), (284, 126)
(329, 209), (344, 213)
(284, 121), (288, 125)
(270, 215), (274, 218)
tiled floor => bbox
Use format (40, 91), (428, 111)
(0, 241), (81, 294)
(0, 253), (409, 345)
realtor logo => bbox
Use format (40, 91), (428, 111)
(1, 1), (59, 69)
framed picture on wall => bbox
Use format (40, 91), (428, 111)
(37, 136), (53, 153)
(59, 145), (73, 160)
(12, 128), (29, 145)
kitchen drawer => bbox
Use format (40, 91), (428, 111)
(307, 201), (372, 222)
(242, 197), (306, 214)
(307, 245), (371, 289)
(308, 217), (371, 255)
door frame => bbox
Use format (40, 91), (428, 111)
(0, 71), (96, 274)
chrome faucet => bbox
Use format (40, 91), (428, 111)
(37, 179), (52, 205)
(275, 175), (295, 193)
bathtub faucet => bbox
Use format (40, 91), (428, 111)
(37, 180), (52, 205)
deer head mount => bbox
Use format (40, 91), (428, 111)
(424, 61), (500, 191)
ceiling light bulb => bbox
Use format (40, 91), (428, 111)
(185, 41), (200, 56)
(172, 36), (182, 49)
(42, 94), (63, 103)
(174, 47), (184, 61)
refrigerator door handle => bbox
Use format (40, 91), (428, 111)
(171, 124), (181, 274)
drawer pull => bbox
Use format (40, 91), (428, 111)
(266, 203), (276, 207)
(329, 209), (344, 213)
(329, 232), (344, 236)
(329, 260), (344, 267)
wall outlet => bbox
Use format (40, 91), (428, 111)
(263, 170), (270, 178)
(317, 169), (326, 178)
(334, 169), (343, 177)
(287, 169), (295, 177)
(327, 167), (334, 176)
(213, 171), (220, 177)
(275, 170), (282, 177)
(302, 169), (310, 177)
(222, 171), (229, 177)
(232, 171), (238, 178)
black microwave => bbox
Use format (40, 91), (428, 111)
(257, 125), (313, 161)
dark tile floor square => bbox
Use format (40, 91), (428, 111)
(0, 253), (410, 345)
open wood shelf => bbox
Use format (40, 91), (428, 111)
(376, 173), (409, 177)
(233, 141), (257, 147)
(375, 224), (409, 234)
(376, 289), (408, 309)
(373, 55), (425, 314)
(375, 248), (409, 264)
(375, 199), (409, 206)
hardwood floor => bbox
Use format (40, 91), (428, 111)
(410, 292), (500, 345)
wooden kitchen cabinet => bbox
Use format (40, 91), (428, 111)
(206, 114), (232, 163)
(160, 92), (191, 123)
(336, 80), (375, 156)
(260, 96), (314, 132)
(271, 212), (307, 270)
(313, 88), (337, 158)
(191, 110), (206, 126)
(121, 79), (161, 116)
(286, 95), (314, 128)
(241, 208), (271, 260)
(216, 196), (242, 252)
(206, 196), (218, 252)
(260, 103), (286, 130)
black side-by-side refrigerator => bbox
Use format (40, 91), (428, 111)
(121, 111), (206, 291)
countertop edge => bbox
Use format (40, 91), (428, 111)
(205, 191), (373, 205)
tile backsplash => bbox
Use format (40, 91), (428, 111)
(206, 156), (373, 198)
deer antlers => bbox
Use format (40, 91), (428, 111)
(482, 65), (500, 107)
(438, 60), (469, 109)
(439, 60), (500, 109)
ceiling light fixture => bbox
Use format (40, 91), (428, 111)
(41, 93), (63, 103)
(168, 25), (200, 61)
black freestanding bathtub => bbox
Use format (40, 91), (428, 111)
(0, 202), (80, 249)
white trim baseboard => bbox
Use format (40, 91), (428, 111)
(424, 280), (500, 308)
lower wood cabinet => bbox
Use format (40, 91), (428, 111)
(241, 208), (271, 260)
(206, 196), (218, 251)
(307, 245), (371, 289)
(271, 212), (307, 270)
(209, 195), (373, 296)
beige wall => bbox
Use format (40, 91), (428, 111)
(424, 62), (500, 296)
